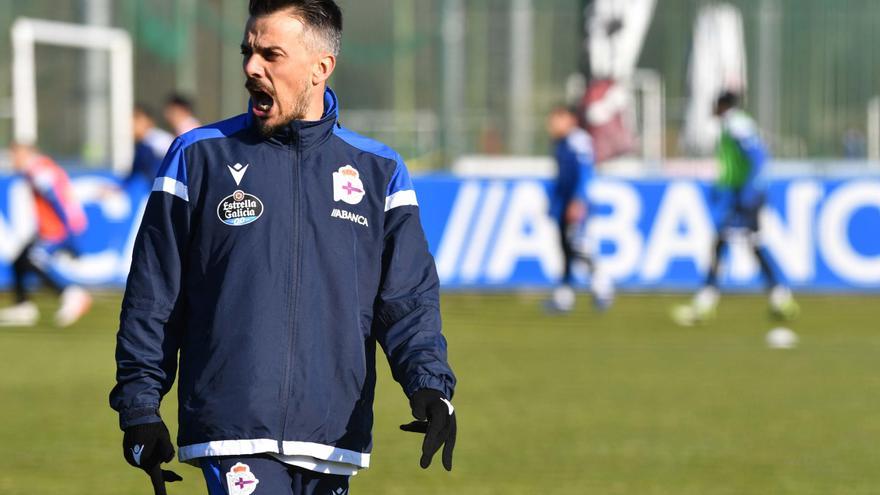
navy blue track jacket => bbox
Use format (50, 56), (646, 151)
(550, 128), (594, 221)
(110, 88), (456, 468)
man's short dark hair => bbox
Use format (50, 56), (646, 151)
(248, 0), (342, 56)
(166, 93), (195, 113)
(716, 91), (741, 109)
(550, 104), (579, 117)
(133, 103), (156, 122)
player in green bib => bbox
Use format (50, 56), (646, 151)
(673, 92), (799, 326)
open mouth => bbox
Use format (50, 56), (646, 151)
(246, 82), (275, 117)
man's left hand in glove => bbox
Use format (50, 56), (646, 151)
(400, 388), (456, 471)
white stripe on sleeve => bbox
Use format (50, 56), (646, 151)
(384, 189), (418, 212)
(152, 176), (190, 202)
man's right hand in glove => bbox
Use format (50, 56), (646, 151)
(122, 421), (183, 495)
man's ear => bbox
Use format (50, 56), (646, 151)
(313, 54), (336, 85)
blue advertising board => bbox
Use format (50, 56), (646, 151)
(419, 174), (880, 291)
(0, 172), (878, 292)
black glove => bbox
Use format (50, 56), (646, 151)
(122, 421), (183, 495)
(400, 388), (456, 471)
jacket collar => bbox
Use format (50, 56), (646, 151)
(249, 87), (340, 150)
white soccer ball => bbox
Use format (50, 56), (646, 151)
(766, 327), (799, 349)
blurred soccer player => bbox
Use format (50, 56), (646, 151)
(163, 94), (202, 136)
(546, 106), (614, 312)
(672, 92), (799, 326)
(0, 142), (91, 327)
(128, 104), (174, 186)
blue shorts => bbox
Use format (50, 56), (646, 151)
(200, 455), (350, 495)
(715, 190), (765, 233)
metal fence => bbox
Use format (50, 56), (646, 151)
(2, 0), (880, 168)
(647, 0), (880, 160)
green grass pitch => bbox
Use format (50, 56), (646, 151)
(1, 292), (879, 494)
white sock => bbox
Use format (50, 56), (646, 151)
(694, 286), (720, 312)
(552, 285), (576, 310)
(770, 285), (792, 308)
(591, 266), (615, 301)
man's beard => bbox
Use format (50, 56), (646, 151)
(253, 81), (312, 137)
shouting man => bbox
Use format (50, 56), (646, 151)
(110, 1), (457, 494)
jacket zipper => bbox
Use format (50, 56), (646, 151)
(278, 135), (302, 452)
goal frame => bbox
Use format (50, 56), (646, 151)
(11, 17), (134, 172)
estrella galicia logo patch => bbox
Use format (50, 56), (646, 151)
(333, 165), (366, 205)
(217, 190), (264, 226)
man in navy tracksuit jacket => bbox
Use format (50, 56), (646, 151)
(110, 2), (456, 494)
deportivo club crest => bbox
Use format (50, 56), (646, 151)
(226, 462), (259, 495)
(333, 165), (365, 205)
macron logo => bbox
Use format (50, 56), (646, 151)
(331, 208), (369, 227)
(131, 444), (144, 465)
(227, 163), (249, 186)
